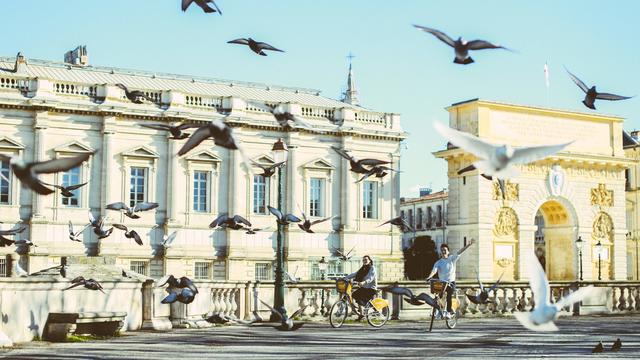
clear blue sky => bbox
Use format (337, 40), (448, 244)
(2, 0), (639, 197)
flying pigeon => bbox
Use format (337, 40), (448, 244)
(228, 38), (284, 56)
(355, 165), (399, 183)
(297, 209), (334, 234)
(88, 212), (114, 239)
(113, 224), (143, 246)
(249, 102), (325, 133)
(332, 246), (355, 261)
(378, 216), (414, 232)
(332, 147), (390, 175)
(181, 0), (222, 14)
(0, 226), (26, 247)
(140, 122), (199, 140)
(41, 181), (88, 197)
(251, 160), (285, 178)
(115, 83), (155, 104)
(162, 230), (178, 248)
(383, 285), (440, 308)
(565, 67), (633, 110)
(68, 221), (90, 242)
(209, 214), (251, 230)
(158, 274), (199, 294)
(434, 122), (572, 180)
(259, 299), (306, 331)
(466, 273), (503, 305)
(63, 276), (105, 293)
(161, 287), (196, 304)
(0, 152), (93, 195)
(514, 255), (598, 331)
(106, 201), (159, 219)
(267, 206), (301, 226)
(413, 25), (509, 65)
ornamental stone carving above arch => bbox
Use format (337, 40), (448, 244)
(492, 180), (519, 201)
(592, 212), (613, 240)
(590, 183), (613, 207)
(493, 207), (519, 237)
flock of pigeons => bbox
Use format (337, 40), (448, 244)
(0, 0), (633, 345)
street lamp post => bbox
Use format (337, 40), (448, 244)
(575, 236), (584, 282)
(595, 240), (603, 281)
(319, 256), (328, 315)
(271, 138), (288, 321)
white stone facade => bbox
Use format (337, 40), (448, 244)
(435, 99), (631, 282)
(0, 54), (405, 281)
(399, 189), (448, 250)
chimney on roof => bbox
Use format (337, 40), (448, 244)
(64, 45), (88, 66)
(419, 187), (432, 197)
(13, 52), (27, 74)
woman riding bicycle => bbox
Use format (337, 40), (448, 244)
(345, 255), (377, 311)
(426, 239), (475, 319)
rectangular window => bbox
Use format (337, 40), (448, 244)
(255, 262), (272, 281)
(129, 167), (147, 207)
(61, 166), (81, 207)
(436, 205), (443, 227)
(193, 171), (208, 212)
(408, 209), (414, 228)
(362, 181), (377, 219)
(129, 260), (149, 276)
(417, 208), (423, 229)
(427, 207), (433, 229)
(0, 258), (7, 277)
(253, 175), (269, 214)
(194, 261), (211, 280)
(0, 159), (10, 204)
(309, 178), (324, 217)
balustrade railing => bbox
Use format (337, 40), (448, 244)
(53, 81), (97, 98)
(185, 94), (223, 110)
(301, 106), (335, 121)
(0, 75), (29, 93)
(354, 110), (386, 126)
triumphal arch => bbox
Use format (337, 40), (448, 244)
(435, 99), (630, 281)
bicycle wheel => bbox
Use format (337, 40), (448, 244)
(445, 310), (458, 329)
(329, 299), (349, 328)
(366, 301), (390, 328)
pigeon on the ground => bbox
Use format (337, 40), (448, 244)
(332, 147), (390, 175)
(106, 201), (159, 219)
(383, 285), (439, 308)
(413, 25), (509, 65)
(466, 273), (503, 305)
(434, 122), (572, 180)
(565, 67), (633, 110)
(115, 83), (155, 104)
(611, 338), (622, 352)
(514, 255), (597, 331)
(378, 216), (414, 232)
(63, 276), (105, 293)
(113, 224), (143, 246)
(68, 221), (90, 242)
(228, 38), (284, 56)
(259, 300), (306, 331)
(209, 214), (251, 230)
(140, 122), (199, 140)
(267, 206), (301, 226)
(206, 313), (254, 325)
(181, 0), (221, 14)
(0, 152), (93, 195)
(592, 341), (604, 353)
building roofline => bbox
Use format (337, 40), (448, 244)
(446, 98), (625, 121)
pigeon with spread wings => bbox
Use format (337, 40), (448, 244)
(115, 83), (156, 104)
(181, 0), (221, 15)
(565, 67), (633, 110)
(259, 299), (307, 331)
(228, 38), (284, 56)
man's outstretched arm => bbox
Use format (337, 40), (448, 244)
(457, 238), (476, 256)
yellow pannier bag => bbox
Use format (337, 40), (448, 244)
(370, 298), (389, 312)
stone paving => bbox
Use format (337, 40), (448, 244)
(1, 315), (638, 359)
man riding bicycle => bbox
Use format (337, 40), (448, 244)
(426, 239), (475, 319)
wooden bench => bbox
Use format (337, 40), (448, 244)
(43, 312), (127, 341)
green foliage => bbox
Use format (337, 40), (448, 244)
(404, 236), (438, 280)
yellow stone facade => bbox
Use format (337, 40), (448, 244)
(435, 99), (631, 282)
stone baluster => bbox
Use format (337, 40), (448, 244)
(244, 282), (252, 321)
(252, 282), (262, 322)
(230, 288), (239, 318)
(223, 288), (232, 315)
(213, 288), (222, 314)
(612, 286), (621, 311)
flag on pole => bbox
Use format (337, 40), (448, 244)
(544, 62), (550, 88)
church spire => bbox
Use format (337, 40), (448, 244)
(342, 52), (359, 106)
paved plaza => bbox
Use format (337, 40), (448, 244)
(1, 315), (638, 359)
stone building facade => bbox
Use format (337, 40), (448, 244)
(399, 188), (448, 250)
(0, 53), (406, 282)
(434, 99), (631, 282)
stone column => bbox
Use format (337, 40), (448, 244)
(339, 137), (352, 231)
(31, 111), (48, 220)
(100, 117), (117, 215)
(167, 138), (181, 224)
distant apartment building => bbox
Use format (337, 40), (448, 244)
(399, 188), (448, 250)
